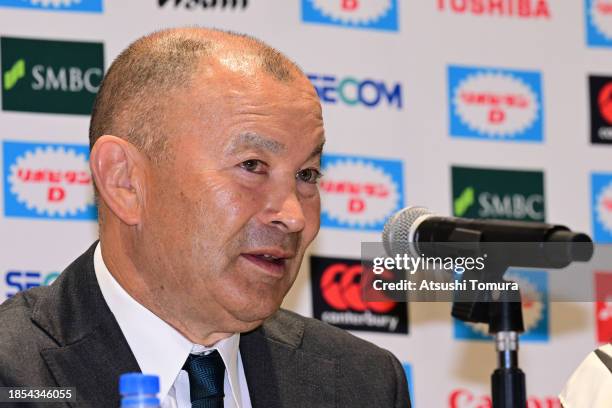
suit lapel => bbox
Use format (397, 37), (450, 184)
(241, 312), (337, 408)
(41, 323), (140, 407)
(30, 242), (140, 407)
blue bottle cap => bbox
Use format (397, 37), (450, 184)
(119, 373), (160, 395)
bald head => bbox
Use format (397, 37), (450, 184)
(89, 27), (304, 161)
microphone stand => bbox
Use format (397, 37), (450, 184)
(452, 263), (527, 408)
(410, 222), (591, 407)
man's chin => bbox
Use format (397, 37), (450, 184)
(228, 302), (282, 332)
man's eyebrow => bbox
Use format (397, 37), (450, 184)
(308, 140), (325, 161)
(225, 132), (287, 155)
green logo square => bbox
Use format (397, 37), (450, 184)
(1, 36), (104, 115)
(451, 166), (545, 222)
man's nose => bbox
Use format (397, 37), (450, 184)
(261, 184), (306, 234)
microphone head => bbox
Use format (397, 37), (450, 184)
(382, 206), (434, 256)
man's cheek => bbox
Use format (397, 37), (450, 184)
(304, 201), (321, 238)
(209, 188), (262, 233)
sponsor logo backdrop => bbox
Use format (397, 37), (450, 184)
(0, 1), (609, 406)
(448, 65), (544, 142)
(589, 75), (612, 145)
(3, 141), (96, 220)
(1, 37), (104, 115)
(0, 0), (103, 13)
(451, 166), (545, 221)
(301, 0), (399, 31)
(320, 154), (404, 231)
(310, 255), (409, 334)
(595, 271), (612, 343)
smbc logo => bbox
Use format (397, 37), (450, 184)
(31, 64), (101, 93)
(3, 59), (25, 90)
(454, 186), (544, 221)
(1, 36), (104, 115)
(454, 186), (475, 217)
(452, 166), (545, 222)
(3, 58), (101, 93)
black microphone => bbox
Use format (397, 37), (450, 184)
(382, 206), (593, 268)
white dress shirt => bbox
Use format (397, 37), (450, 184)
(559, 343), (612, 408)
(93, 243), (252, 408)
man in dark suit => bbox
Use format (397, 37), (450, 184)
(0, 28), (410, 407)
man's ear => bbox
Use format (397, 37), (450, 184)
(90, 135), (145, 225)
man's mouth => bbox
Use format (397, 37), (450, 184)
(241, 250), (293, 278)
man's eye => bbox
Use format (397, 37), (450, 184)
(296, 168), (322, 184)
(239, 159), (266, 173)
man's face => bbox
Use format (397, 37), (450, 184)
(139, 61), (324, 334)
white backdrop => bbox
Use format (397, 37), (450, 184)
(1, 1), (612, 407)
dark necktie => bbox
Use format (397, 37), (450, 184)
(183, 350), (225, 408)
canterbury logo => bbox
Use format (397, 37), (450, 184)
(3, 59), (25, 91)
(158, 0), (248, 8)
(320, 263), (395, 313)
(454, 186), (475, 217)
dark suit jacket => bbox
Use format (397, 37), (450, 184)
(0, 243), (410, 407)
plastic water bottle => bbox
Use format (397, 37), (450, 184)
(119, 373), (160, 408)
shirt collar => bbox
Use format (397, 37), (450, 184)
(93, 242), (242, 404)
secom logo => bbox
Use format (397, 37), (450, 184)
(3, 141), (97, 220)
(310, 255), (408, 334)
(302, 0), (398, 32)
(4, 270), (60, 300)
(0, 0), (102, 12)
(586, 0), (612, 48)
(1, 36), (104, 115)
(448, 65), (543, 142)
(309, 73), (402, 109)
(592, 173), (612, 243)
(453, 269), (550, 342)
(320, 154), (404, 231)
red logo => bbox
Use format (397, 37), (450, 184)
(320, 262), (395, 313)
(437, 0), (550, 18)
(16, 169), (91, 203)
(341, 0), (358, 11)
(459, 91), (530, 125)
(595, 271), (612, 343)
(598, 82), (612, 124)
(320, 157), (402, 229)
(597, 0), (612, 15)
(449, 389), (560, 408)
(452, 71), (539, 137)
(320, 181), (390, 214)
(7, 145), (94, 217)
